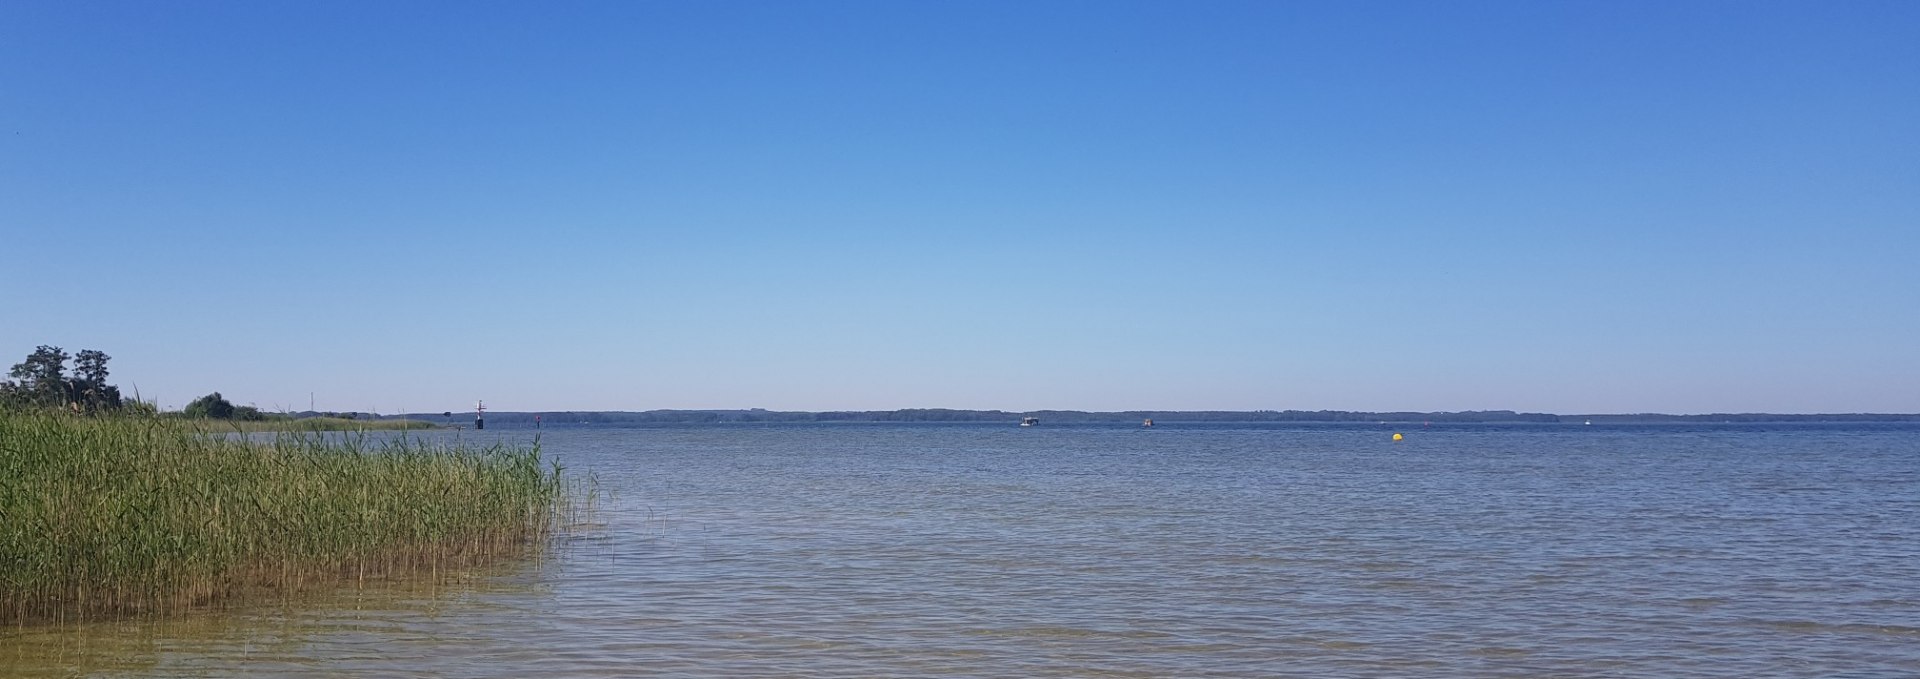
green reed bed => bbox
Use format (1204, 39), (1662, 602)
(0, 411), (566, 625)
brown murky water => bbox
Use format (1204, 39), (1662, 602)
(6, 423), (1918, 677)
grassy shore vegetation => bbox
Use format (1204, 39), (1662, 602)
(182, 416), (442, 433)
(166, 392), (441, 431)
(0, 410), (570, 625)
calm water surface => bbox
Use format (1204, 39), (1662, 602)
(6, 423), (1919, 677)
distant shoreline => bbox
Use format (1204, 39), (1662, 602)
(349, 409), (1920, 426)
(183, 416), (442, 432)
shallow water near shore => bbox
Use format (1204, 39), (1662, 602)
(7, 422), (1919, 677)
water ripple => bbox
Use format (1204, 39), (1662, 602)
(5, 424), (1919, 677)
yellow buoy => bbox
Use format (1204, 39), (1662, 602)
(1392, 433), (1403, 441)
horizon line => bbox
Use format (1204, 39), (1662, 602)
(347, 407), (1920, 418)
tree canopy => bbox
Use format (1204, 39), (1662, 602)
(2, 345), (122, 413)
(184, 392), (236, 420)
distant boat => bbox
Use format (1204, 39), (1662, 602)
(1143, 418), (1153, 428)
(1020, 417), (1039, 427)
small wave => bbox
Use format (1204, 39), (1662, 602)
(1751, 619), (1920, 638)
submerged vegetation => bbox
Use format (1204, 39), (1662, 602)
(0, 410), (568, 625)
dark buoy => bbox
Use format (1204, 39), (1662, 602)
(475, 399), (486, 430)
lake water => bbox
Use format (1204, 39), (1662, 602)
(5, 423), (1919, 677)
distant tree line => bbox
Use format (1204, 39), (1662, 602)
(13, 345), (1915, 424)
(2, 345), (274, 420)
(388, 408), (1920, 426)
(1, 345), (123, 414)
(180, 392), (274, 421)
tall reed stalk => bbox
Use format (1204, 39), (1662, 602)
(0, 410), (567, 625)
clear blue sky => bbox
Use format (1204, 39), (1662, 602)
(3, 1), (1915, 414)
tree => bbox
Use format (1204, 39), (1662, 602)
(2, 345), (129, 413)
(184, 392), (236, 419)
(5, 345), (72, 408)
(73, 350), (109, 386)
(68, 349), (121, 413)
